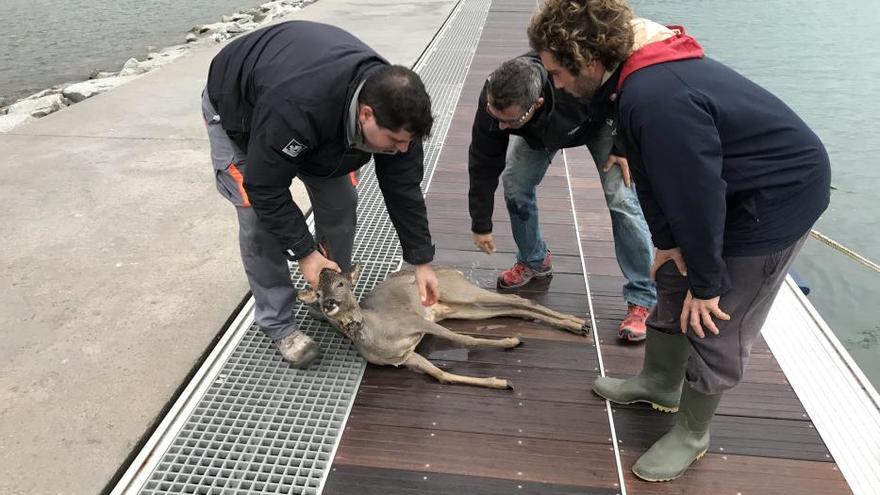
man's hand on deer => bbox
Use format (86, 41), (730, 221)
(414, 264), (440, 306)
(299, 250), (341, 288)
(472, 232), (496, 254)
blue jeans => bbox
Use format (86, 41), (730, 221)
(501, 127), (657, 308)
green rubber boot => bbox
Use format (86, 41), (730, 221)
(632, 384), (722, 481)
(592, 328), (689, 412)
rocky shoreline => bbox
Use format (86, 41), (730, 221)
(0, 0), (316, 133)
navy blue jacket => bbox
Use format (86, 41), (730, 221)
(207, 21), (434, 264)
(616, 35), (830, 299)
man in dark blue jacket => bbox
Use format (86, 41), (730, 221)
(203, 21), (440, 368)
(530, 0), (830, 482)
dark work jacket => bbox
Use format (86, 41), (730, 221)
(468, 53), (617, 234)
(207, 20), (434, 264)
(614, 28), (830, 298)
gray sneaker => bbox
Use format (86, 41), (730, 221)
(274, 331), (320, 368)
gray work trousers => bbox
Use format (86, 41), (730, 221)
(201, 89), (357, 340)
(649, 234), (808, 395)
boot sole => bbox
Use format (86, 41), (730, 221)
(632, 449), (708, 482)
(618, 328), (647, 342)
(592, 389), (679, 413)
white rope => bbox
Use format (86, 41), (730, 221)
(810, 229), (880, 274)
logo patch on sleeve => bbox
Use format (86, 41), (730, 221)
(282, 137), (307, 158)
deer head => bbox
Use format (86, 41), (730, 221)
(297, 264), (363, 330)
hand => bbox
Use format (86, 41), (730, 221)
(680, 291), (731, 338)
(414, 264), (440, 306)
(651, 247), (688, 280)
(298, 250), (340, 288)
(472, 232), (496, 255)
(603, 154), (632, 187)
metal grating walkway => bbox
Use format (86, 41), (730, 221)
(110, 1), (490, 493)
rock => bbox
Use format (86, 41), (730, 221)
(259, 0), (296, 13)
(252, 12), (268, 23)
(7, 93), (68, 118)
(147, 46), (186, 60)
(230, 12), (254, 22)
(89, 69), (118, 80)
(198, 22), (229, 35)
(62, 76), (140, 103)
(221, 13), (253, 23)
(224, 22), (246, 34)
(118, 57), (149, 77)
(21, 88), (61, 101)
(117, 48), (186, 77)
(266, 2), (300, 19)
(0, 112), (36, 133)
(185, 33), (198, 43)
(211, 32), (229, 43)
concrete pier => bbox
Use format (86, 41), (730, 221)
(0, 1), (457, 492)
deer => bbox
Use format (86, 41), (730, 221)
(296, 264), (589, 390)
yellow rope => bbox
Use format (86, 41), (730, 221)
(810, 229), (880, 274)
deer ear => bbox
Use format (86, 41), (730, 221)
(297, 287), (319, 304)
(345, 262), (361, 284)
(318, 267), (338, 282)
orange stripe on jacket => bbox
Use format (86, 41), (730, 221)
(227, 163), (251, 207)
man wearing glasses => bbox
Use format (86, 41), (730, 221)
(468, 55), (656, 341)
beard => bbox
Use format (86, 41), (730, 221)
(572, 73), (602, 102)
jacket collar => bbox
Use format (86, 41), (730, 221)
(616, 20), (704, 92)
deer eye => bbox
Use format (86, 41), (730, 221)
(337, 282), (345, 288)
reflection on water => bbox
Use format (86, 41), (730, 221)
(843, 327), (880, 351)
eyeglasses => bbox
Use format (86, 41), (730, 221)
(487, 101), (537, 128)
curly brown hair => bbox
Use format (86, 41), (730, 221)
(528, 0), (635, 74)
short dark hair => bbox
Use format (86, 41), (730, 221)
(487, 58), (543, 111)
(359, 65), (434, 139)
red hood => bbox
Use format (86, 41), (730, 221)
(616, 26), (704, 92)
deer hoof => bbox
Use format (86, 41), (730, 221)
(504, 337), (523, 350)
(506, 380), (515, 391)
(579, 321), (591, 336)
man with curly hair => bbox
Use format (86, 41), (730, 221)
(529, 0), (831, 482)
(467, 55), (656, 342)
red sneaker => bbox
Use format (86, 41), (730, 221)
(497, 251), (553, 289)
(619, 304), (650, 342)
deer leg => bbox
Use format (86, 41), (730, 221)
(443, 304), (588, 336)
(488, 294), (586, 326)
(420, 319), (521, 350)
(403, 352), (512, 390)
(441, 287), (586, 327)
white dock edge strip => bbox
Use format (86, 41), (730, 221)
(762, 277), (880, 494)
